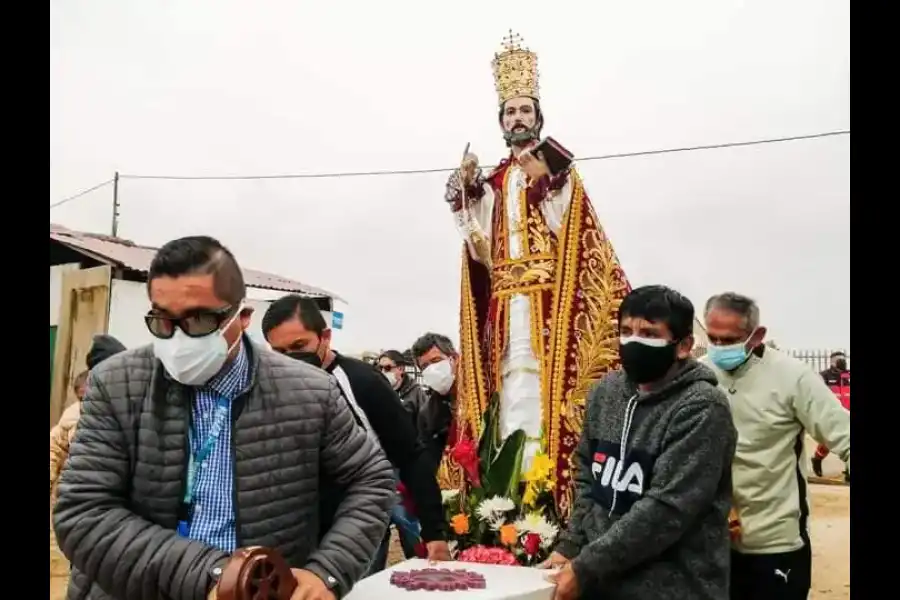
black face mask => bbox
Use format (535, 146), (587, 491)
(619, 339), (679, 384)
(286, 350), (323, 368)
(835, 359), (847, 371)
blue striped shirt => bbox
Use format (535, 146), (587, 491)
(187, 341), (250, 552)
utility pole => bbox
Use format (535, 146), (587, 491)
(111, 171), (120, 237)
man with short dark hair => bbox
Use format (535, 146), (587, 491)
(54, 236), (394, 600)
(374, 349), (432, 562)
(546, 285), (737, 600)
(262, 295), (450, 569)
(409, 333), (458, 472)
(702, 291), (850, 600)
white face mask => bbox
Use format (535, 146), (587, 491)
(383, 370), (400, 389)
(422, 359), (455, 395)
(153, 305), (243, 386)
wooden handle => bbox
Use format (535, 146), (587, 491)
(217, 546), (298, 600)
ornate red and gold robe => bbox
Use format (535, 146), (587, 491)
(442, 152), (631, 518)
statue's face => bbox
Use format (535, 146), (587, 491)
(502, 96), (537, 135)
(501, 96), (542, 148)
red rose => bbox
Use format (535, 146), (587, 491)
(451, 439), (482, 487)
(523, 533), (541, 556)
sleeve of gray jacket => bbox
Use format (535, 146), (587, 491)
(52, 375), (229, 600)
(304, 379), (394, 597)
(570, 398), (736, 590)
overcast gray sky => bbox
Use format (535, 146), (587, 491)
(50, 0), (850, 353)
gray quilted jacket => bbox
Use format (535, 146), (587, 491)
(53, 341), (395, 600)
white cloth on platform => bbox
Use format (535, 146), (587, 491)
(349, 558), (555, 600)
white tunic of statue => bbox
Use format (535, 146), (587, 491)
(454, 160), (574, 470)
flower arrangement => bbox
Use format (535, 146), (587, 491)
(442, 394), (561, 566)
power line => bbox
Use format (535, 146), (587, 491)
(118, 129), (849, 182)
(49, 178), (115, 209)
(49, 129), (850, 208)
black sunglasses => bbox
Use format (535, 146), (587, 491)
(144, 305), (237, 340)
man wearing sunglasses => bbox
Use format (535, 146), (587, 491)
(262, 295), (450, 570)
(53, 236), (395, 600)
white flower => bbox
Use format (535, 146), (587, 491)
(441, 489), (460, 505)
(515, 512), (559, 549)
(476, 496), (516, 530)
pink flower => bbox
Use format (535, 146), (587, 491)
(458, 545), (520, 566)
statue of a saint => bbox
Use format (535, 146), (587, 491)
(441, 31), (632, 517)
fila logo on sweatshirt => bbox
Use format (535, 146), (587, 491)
(591, 451), (646, 495)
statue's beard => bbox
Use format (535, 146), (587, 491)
(503, 124), (540, 147)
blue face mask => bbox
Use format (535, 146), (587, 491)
(707, 331), (757, 371)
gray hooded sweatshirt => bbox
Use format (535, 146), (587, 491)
(555, 359), (737, 599)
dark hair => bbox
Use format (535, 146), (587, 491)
(411, 332), (457, 359)
(830, 351), (846, 359)
(261, 294), (327, 338)
(619, 285), (695, 341)
(379, 349), (410, 367)
(72, 370), (89, 390)
(498, 97), (544, 148)
(148, 236), (245, 305)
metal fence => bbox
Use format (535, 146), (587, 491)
(785, 348), (850, 373)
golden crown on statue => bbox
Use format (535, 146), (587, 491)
(491, 30), (540, 105)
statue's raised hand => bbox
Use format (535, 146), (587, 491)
(459, 152), (480, 186)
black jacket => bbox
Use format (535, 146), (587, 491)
(322, 352), (447, 542)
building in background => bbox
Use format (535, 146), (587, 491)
(49, 223), (345, 427)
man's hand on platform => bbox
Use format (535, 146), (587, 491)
(546, 563), (579, 600)
(290, 568), (336, 600)
(426, 540), (453, 562)
(538, 551), (570, 570)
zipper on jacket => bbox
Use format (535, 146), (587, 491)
(231, 396), (242, 548)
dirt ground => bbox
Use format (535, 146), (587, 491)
(50, 484), (849, 600)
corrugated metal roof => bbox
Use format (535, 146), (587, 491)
(50, 223), (343, 300)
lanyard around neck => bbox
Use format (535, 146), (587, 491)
(182, 397), (231, 505)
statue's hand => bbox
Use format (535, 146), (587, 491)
(519, 150), (550, 182)
(459, 152), (480, 186)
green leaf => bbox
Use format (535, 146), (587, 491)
(478, 394), (501, 473)
(483, 429), (526, 499)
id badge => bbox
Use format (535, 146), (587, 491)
(177, 520), (190, 537)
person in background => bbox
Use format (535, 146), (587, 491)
(811, 351), (850, 482)
(375, 349), (432, 562)
(50, 334), (127, 506)
(409, 333), (458, 473)
(378, 350), (429, 425)
(544, 285), (737, 600)
(54, 236), (394, 600)
(701, 292), (850, 600)
(261, 296), (450, 571)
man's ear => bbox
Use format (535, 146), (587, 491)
(749, 326), (767, 348)
(676, 335), (695, 360)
